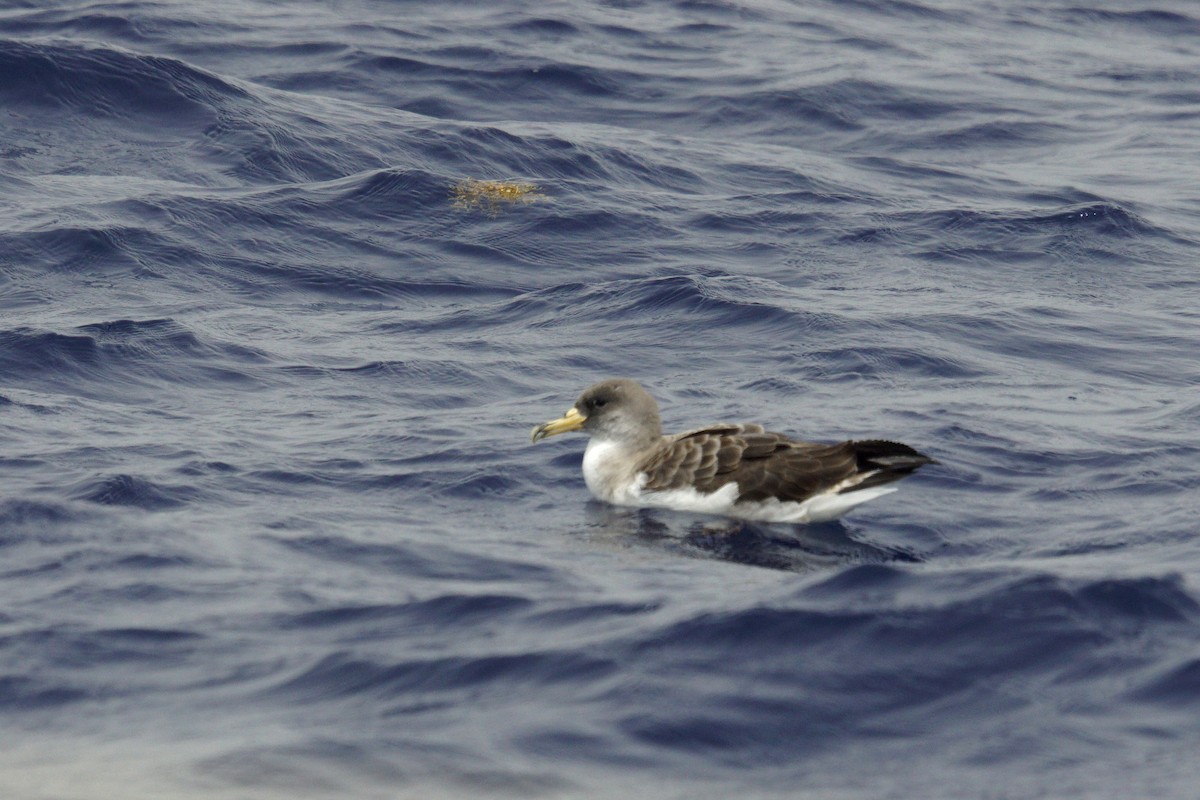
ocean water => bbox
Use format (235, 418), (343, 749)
(2, 0), (1200, 798)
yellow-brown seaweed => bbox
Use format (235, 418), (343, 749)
(451, 178), (543, 215)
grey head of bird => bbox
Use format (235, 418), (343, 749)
(531, 378), (663, 449)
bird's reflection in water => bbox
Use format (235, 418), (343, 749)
(581, 502), (920, 573)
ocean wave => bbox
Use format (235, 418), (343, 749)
(71, 473), (199, 510)
(0, 38), (245, 119)
(0, 319), (265, 398)
(0, 675), (88, 712)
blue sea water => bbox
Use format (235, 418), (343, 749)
(2, 0), (1200, 797)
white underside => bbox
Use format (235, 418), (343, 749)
(635, 482), (896, 523)
(581, 438), (897, 524)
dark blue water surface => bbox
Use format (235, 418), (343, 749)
(3, 1), (1200, 797)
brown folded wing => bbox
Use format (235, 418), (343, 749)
(639, 425), (932, 503)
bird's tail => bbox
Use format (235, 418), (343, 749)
(843, 440), (938, 493)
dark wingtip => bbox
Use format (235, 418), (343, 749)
(854, 439), (935, 463)
(848, 440), (938, 490)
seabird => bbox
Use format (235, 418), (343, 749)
(531, 378), (936, 524)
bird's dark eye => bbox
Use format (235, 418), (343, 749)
(593, 397), (608, 409)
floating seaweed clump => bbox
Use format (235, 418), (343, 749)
(451, 178), (543, 214)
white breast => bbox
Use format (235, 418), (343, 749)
(582, 438), (646, 504)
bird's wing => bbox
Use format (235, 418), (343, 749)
(640, 423), (857, 502)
